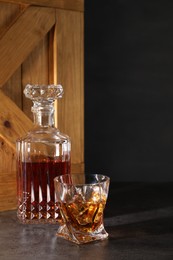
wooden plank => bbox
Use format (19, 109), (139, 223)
(0, 2), (22, 107)
(55, 10), (84, 169)
(0, 0), (84, 12)
(0, 90), (33, 145)
(71, 163), (84, 175)
(0, 5), (55, 87)
(0, 134), (16, 211)
(0, 90), (32, 211)
(0, 1), (23, 37)
(0, 178), (17, 211)
(2, 68), (22, 109)
(22, 35), (49, 120)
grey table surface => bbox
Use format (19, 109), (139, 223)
(1, 182), (173, 260)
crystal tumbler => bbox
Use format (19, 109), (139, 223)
(54, 174), (110, 244)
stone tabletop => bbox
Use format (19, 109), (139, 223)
(1, 182), (173, 260)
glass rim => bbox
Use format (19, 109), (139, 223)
(54, 173), (110, 186)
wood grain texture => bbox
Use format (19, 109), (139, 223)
(0, 90), (33, 145)
(0, 0), (84, 12)
(3, 67), (22, 109)
(0, 5), (55, 87)
(22, 35), (50, 120)
(0, 91), (33, 211)
(55, 10), (84, 168)
(71, 163), (85, 175)
(0, 1), (23, 38)
(0, 134), (16, 211)
(0, 2), (23, 108)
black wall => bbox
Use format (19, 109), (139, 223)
(84, 0), (173, 181)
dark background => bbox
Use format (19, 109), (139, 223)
(84, 0), (173, 181)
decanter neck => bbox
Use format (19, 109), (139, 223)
(32, 101), (55, 127)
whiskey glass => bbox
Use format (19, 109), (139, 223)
(54, 174), (110, 244)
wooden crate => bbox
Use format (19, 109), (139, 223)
(0, 0), (84, 211)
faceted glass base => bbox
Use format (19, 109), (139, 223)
(56, 224), (109, 244)
(17, 202), (60, 224)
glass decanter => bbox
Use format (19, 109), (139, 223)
(16, 84), (71, 224)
